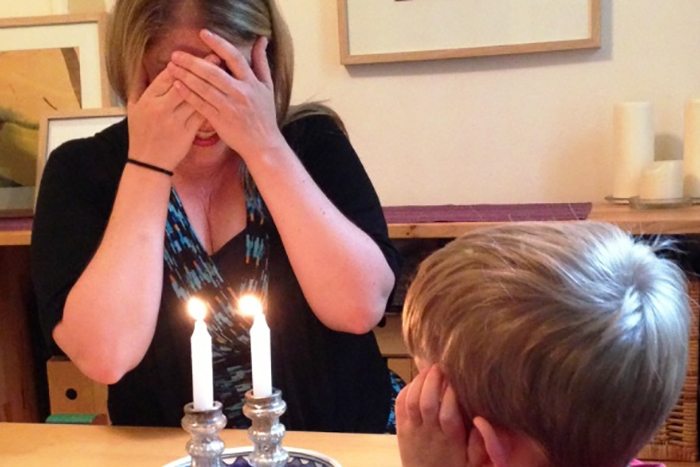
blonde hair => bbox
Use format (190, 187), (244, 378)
(403, 222), (691, 467)
(106, 0), (336, 128)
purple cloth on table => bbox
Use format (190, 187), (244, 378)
(0, 217), (33, 231)
(382, 203), (592, 224)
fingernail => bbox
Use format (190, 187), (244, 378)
(202, 29), (213, 38)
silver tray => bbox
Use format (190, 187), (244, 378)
(163, 447), (342, 467)
(629, 196), (693, 210)
(604, 195), (631, 205)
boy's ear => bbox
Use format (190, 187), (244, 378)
(467, 417), (511, 467)
(470, 417), (548, 467)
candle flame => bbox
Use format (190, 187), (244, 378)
(238, 294), (263, 317)
(188, 298), (207, 321)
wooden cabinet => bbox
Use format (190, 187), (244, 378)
(47, 356), (107, 417)
(374, 314), (415, 383)
(0, 246), (39, 422)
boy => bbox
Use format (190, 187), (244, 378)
(396, 222), (690, 467)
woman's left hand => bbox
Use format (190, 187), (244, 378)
(168, 30), (286, 160)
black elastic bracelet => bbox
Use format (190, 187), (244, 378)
(126, 158), (174, 177)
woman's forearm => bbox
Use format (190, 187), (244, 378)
(246, 143), (395, 335)
(53, 165), (172, 384)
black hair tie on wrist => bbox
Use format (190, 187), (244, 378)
(126, 158), (174, 177)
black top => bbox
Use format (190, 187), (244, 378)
(31, 115), (401, 432)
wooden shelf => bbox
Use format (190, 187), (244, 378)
(388, 203), (700, 238)
(0, 217), (31, 246)
(4, 203), (700, 246)
(0, 230), (31, 246)
(375, 314), (408, 358)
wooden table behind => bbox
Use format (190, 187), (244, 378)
(387, 203), (700, 238)
(6, 204), (700, 245)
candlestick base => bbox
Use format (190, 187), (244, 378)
(163, 447), (342, 467)
(181, 401), (228, 467)
(243, 389), (289, 467)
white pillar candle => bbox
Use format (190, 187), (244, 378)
(188, 298), (214, 411)
(683, 98), (700, 198)
(239, 295), (272, 398)
(639, 161), (684, 200)
(612, 102), (655, 198)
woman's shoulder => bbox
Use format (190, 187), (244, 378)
(49, 118), (127, 163)
(281, 106), (347, 146)
(44, 118), (128, 180)
(39, 118), (128, 200)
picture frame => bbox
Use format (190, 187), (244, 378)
(0, 13), (109, 217)
(337, 0), (602, 65)
(36, 107), (126, 208)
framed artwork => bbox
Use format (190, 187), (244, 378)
(0, 13), (109, 216)
(338, 0), (601, 65)
(36, 107), (126, 207)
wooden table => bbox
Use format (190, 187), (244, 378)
(0, 422), (399, 467)
(0, 422), (696, 467)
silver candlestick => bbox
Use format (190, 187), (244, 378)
(243, 388), (289, 467)
(181, 401), (228, 467)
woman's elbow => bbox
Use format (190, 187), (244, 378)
(53, 322), (134, 385)
(345, 273), (395, 334)
(340, 293), (390, 335)
(78, 362), (128, 386)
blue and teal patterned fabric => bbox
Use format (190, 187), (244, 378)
(163, 177), (269, 428)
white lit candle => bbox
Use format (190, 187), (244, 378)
(239, 295), (272, 398)
(188, 298), (214, 411)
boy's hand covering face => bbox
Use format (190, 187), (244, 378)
(396, 365), (469, 467)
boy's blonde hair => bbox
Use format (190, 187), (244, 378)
(403, 222), (691, 467)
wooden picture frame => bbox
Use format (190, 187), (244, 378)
(0, 13), (110, 216)
(338, 0), (601, 65)
(0, 13), (110, 106)
(35, 107), (126, 209)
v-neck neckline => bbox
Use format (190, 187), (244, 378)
(170, 188), (249, 260)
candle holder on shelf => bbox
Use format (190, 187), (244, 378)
(181, 401), (228, 467)
(243, 388), (289, 467)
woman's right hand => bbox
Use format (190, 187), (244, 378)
(126, 65), (205, 171)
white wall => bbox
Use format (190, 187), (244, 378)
(3, 0), (699, 205)
(279, 0), (700, 205)
(0, 0), (107, 16)
(0, 0), (65, 16)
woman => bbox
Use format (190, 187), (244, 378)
(32, 0), (400, 432)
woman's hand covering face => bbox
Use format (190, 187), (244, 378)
(167, 30), (286, 161)
(126, 62), (206, 170)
